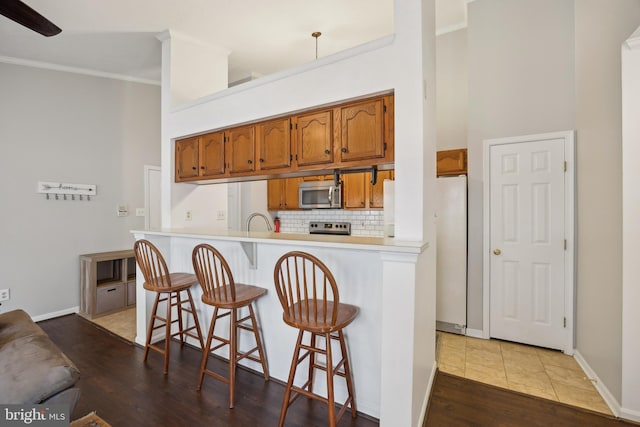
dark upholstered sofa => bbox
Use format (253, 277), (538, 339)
(0, 309), (80, 409)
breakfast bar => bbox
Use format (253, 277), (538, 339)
(131, 228), (430, 421)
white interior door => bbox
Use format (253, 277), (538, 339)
(488, 137), (567, 350)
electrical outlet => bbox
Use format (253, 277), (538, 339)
(217, 210), (226, 220)
(0, 289), (9, 302)
(185, 211), (192, 221)
(135, 208), (145, 217)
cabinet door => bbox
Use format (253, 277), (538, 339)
(175, 137), (199, 181)
(259, 118), (291, 170)
(227, 126), (256, 174)
(436, 148), (467, 176)
(267, 179), (284, 210)
(199, 131), (226, 177)
(283, 177), (302, 209)
(369, 170), (394, 208)
(343, 173), (366, 209)
(294, 110), (333, 167)
(339, 98), (384, 162)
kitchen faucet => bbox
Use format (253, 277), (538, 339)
(246, 212), (273, 232)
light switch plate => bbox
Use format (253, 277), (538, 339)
(117, 205), (128, 217)
(135, 208), (145, 217)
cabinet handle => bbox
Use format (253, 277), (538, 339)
(247, 159), (253, 164)
(324, 149), (330, 155)
(107, 288), (117, 292)
(200, 166), (205, 169)
(260, 158), (264, 163)
(341, 147), (347, 153)
(192, 166), (197, 170)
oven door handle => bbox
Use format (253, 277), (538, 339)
(328, 186), (333, 205)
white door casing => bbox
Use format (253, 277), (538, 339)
(144, 165), (161, 229)
(482, 131), (575, 354)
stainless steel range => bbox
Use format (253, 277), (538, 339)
(308, 221), (351, 236)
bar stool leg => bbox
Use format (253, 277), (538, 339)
(325, 332), (336, 427)
(144, 293), (161, 362)
(186, 289), (204, 349)
(229, 308), (238, 408)
(338, 331), (357, 416)
(175, 290), (185, 344)
(307, 332), (317, 393)
(198, 307), (219, 390)
(164, 292), (173, 374)
(279, 329), (305, 427)
(248, 304), (269, 381)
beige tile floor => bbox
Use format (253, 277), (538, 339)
(437, 332), (612, 415)
(90, 307), (137, 342)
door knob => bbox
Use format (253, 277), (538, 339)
(493, 249), (502, 255)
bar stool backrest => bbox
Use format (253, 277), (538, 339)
(133, 239), (172, 291)
(273, 251), (339, 327)
(192, 244), (237, 303)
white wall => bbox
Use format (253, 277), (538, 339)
(0, 63), (160, 318)
(622, 25), (640, 422)
(574, 0), (640, 407)
(436, 28), (468, 150)
(466, 0), (576, 330)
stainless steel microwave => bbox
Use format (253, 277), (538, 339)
(298, 180), (343, 209)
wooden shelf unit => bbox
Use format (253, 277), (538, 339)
(80, 249), (136, 319)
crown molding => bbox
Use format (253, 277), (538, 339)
(0, 55), (160, 86)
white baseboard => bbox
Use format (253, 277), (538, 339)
(465, 328), (486, 339)
(418, 361), (438, 427)
(31, 306), (79, 322)
(620, 407), (640, 423)
(573, 350), (621, 417)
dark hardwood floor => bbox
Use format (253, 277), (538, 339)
(425, 371), (639, 427)
(39, 314), (640, 427)
(38, 314), (378, 427)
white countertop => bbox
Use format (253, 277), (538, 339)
(131, 227), (428, 254)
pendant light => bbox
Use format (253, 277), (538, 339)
(312, 31), (321, 59)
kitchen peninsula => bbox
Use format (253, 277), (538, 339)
(131, 228), (428, 420)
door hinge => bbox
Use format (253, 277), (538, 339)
(564, 239), (567, 250)
(290, 123), (293, 130)
(564, 161), (567, 172)
(564, 317), (567, 328)
(383, 105), (387, 113)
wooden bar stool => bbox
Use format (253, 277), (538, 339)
(133, 239), (204, 374)
(191, 243), (269, 408)
(273, 251), (358, 427)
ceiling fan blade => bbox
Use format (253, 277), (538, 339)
(0, 0), (61, 37)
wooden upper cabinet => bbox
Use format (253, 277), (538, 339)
(267, 179), (284, 210)
(258, 118), (291, 170)
(294, 110), (333, 167)
(175, 137), (199, 181)
(338, 98), (385, 162)
(199, 131), (225, 177)
(267, 177), (302, 210)
(226, 125), (256, 174)
(369, 169), (394, 208)
(283, 177), (302, 209)
(343, 173), (366, 209)
(437, 148), (467, 176)
(175, 93), (394, 183)
(342, 169), (394, 209)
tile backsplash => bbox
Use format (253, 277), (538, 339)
(275, 210), (384, 237)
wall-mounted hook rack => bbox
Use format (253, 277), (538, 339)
(38, 181), (96, 201)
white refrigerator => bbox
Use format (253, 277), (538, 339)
(436, 175), (467, 334)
